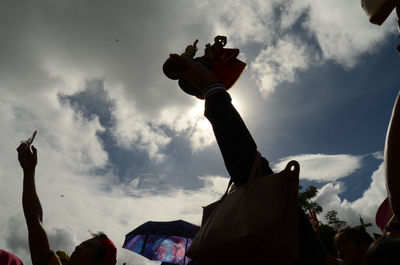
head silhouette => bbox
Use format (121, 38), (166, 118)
(68, 233), (116, 265)
(334, 227), (374, 265)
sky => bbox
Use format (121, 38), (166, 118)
(0, 0), (399, 264)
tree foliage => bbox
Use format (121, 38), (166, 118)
(319, 224), (338, 257)
(298, 186), (349, 257)
(325, 210), (347, 231)
(298, 185), (323, 214)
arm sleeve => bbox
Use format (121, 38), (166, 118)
(204, 90), (273, 187)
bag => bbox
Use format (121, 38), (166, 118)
(187, 152), (300, 265)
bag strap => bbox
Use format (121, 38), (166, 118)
(240, 151), (263, 189)
(221, 179), (234, 199)
(221, 151), (263, 198)
(198, 152), (261, 245)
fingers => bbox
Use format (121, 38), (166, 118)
(311, 210), (317, 220)
(17, 143), (28, 153)
(169, 53), (193, 68)
(16, 143), (37, 156)
(32, 145), (37, 156)
(168, 54), (195, 79)
(306, 210), (317, 222)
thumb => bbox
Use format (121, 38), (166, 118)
(31, 145), (37, 155)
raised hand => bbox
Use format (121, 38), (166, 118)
(17, 143), (37, 173)
(168, 53), (220, 91)
(307, 210), (319, 233)
(182, 39), (199, 58)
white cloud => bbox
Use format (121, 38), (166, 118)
(303, 0), (393, 67)
(315, 163), (387, 233)
(281, 0), (395, 67)
(273, 153), (362, 182)
(251, 35), (317, 97)
(157, 100), (215, 152)
(199, 0), (279, 45)
(109, 92), (172, 163)
(202, 0), (396, 96)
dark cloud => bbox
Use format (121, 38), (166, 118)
(0, 0), (214, 114)
(4, 215), (29, 258)
(47, 228), (75, 254)
(4, 214), (75, 261)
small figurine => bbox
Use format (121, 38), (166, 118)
(163, 36), (246, 98)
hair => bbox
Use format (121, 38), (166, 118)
(90, 231), (109, 260)
(334, 226), (374, 249)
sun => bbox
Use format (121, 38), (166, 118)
(231, 97), (245, 115)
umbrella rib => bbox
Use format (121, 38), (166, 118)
(183, 237), (188, 265)
(140, 235), (148, 254)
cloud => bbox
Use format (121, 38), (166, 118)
(273, 153), (362, 182)
(277, 0), (395, 66)
(1, 106), (227, 265)
(47, 228), (75, 254)
(1, 0), (394, 158)
(0, 0), (219, 159)
(250, 35), (318, 97)
(109, 91), (172, 163)
(200, 0), (279, 45)
(157, 100), (215, 152)
(4, 215), (29, 260)
(202, 0), (396, 96)
(315, 163), (387, 233)
(301, 0), (394, 67)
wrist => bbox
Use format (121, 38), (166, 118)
(23, 168), (35, 175)
(203, 82), (226, 98)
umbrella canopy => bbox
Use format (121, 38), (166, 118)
(123, 220), (200, 265)
(376, 197), (394, 232)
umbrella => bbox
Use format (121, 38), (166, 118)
(123, 220), (200, 265)
(376, 197), (394, 232)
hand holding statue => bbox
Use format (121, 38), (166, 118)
(163, 36), (246, 99)
(17, 131), (38, 173)
(17, 143), (37, 173)
(168, 53), (220, 93)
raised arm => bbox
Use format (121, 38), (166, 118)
(385, 92), (400, 219)
(167, 53), (273, 186)
(17, 143), (51, 265)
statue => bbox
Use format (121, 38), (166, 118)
(163, 36), (246, 98)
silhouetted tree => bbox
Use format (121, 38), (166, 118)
(299, 186), (349, 258)
(298, 185), (323, 214)
(325, 210), (347, 231)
